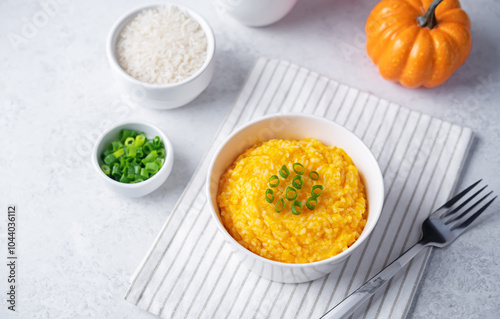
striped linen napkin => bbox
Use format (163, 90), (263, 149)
(125, 57), (473, 319)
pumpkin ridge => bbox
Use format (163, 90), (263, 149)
(368, 20), (417, 64)
(378, 25), (421, 81)
(437, 8), (471, 29)
(400, 29), (435, 87)
(405, 0), (425, 14)
(436, 23), (471, 65)
(424, 31), (456, 87)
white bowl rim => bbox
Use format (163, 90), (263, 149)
(91, 120), (174, 189)
(106, 2), (216, 89)
(206, 113), (384, 269)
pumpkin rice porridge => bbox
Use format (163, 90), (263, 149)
(217, 138), (367, 264)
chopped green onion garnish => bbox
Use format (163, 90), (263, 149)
(311, 185), (324, 197)
(113, 148), (125, 159)
(291, 200), (303, 215)
(156, 148), (166, 158)
(306, 197), (317, 210)
(142, 150), (158, 164)
(124, 137), (135, 146)
(120, 129), (134, 142)
(100, 129), (166, 184)
(293, 163), (305, 175)
(103, 154), (116, 165)
(265, 189), (274, 203)
(292, 175), (304, 189)
(309, 171), (319, 180)
(153, 136), (161, 148)
(140, 168), (149, 179)
(125, 166), (134, 179)
(279, 165), (290, 179)
(269, 175), (280, 188)
(136, 147), (143, 158)
(275, 198), (285, 213)
(154, 158), (164, 169)
(143, 142), (154, 155)
(103, 149), (112, 157)
(285, 186), (297, 201)
(111, 141), (122, 152)
(111, 164), (120, 179)
(145, 162), (159, 174)
(135, 134), (146, 147)
(126, 144), (137, 157)
(101, 164), (110, 175)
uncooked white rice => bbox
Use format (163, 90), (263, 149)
(116, 5), (208, 85)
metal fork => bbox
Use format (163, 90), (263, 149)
(320, 180), (496, 319)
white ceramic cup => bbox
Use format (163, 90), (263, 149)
(206, 113), (385, 283)
(106, 3), (216, 109)
(215, 0), (298, 27)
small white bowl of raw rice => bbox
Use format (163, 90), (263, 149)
(207, 114), (384, 283)
(106, 3), (215, 109)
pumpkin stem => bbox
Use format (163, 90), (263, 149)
(417, 0), (444, 29)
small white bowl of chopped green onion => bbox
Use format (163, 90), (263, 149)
(91, 121), (174, 197)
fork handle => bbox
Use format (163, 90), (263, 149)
(320, 241), (427, 319)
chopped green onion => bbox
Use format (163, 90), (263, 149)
(292, 175), (304, 189)
(309, 171), (319, 180)
(311, 185), (324, 197)
(145, 162), (159, 174)
(119, 174), (130, 183)
(111, 164), (120, 179)
(103, 149), (112, 157)
(140, 168), (149, 179)
(136, 147), (143, 158)
(275, 198), (285, 213)
(113, 148), (125, 159)
(111, 141), (122, 152)
(291, 200), (303, 215)
(279, 165), (290, 179)
(156, 148), (166, 158)
(285, 186), (297, 201)
(269, 175), (280, 188)
(154, 158), (164, 169)
(126, 144), (137, 157)
(153, 136), (161, 148)
(120, 129), (134, 142)
(143, 142), (154, 155)
(306, 197), (318, 210)
(142, 150), (158, 164)
(101, 164), (110, 175)
(135, 134), (146, 147)
(132, 178), (144, 183)
(293, 163), (305, 175)
(103, 154), (116, 165)
(124, 137), (135, 146)
(265, 189), (274, 203)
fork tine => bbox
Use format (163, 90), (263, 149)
(438, 179), (482, 211)
(445, 190), (492, 224)
(442, 185), (488, 218)
(451, 196), (497, 232)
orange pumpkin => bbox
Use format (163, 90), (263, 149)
(365, 0), (471, 88)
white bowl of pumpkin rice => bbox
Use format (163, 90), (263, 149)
(206, 114), (384, 283)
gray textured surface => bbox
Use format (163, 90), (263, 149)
(0, 0), (499, 318)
